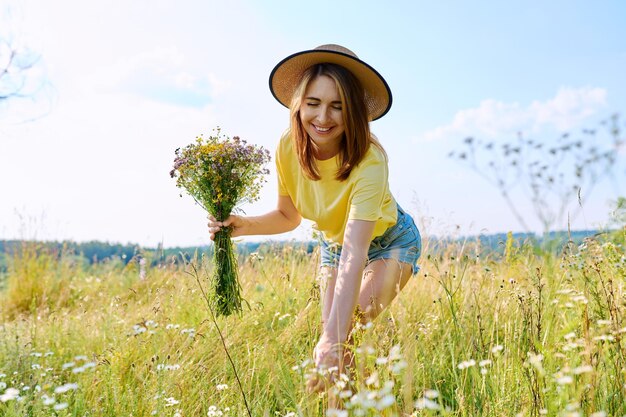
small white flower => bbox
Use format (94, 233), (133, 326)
(74, 355), (88, 361)
(165, 397), (180, 407)
(573, 365), (593, 375)
(457, 359), (476, 370)
(415, 397), (441, 410)
(216, 383), (229, 391)
(556, 375), (574, 385)
(54, 383), (79, 394)
(491, 345), (504, 354)
(326, 409), (348, 417)
(564, 332), (577, 340)
(375, 357), (388, 365)
(53, 402), (69, 410)
(133, 324), (147, 335)
(593, 335), (615, 342)
(30, 352), (43, 357)
(590, 411), (607, 417)
(376, 394), (395, 410)
(423, 389), (439, 399)
(0, 388), (20, 402)
(62, 362), (76, 370)
(42, 395), (56, 406)
(365, 371), (379, 386)
(479, 359), (492, 367)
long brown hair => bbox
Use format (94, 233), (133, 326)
(289, 63), (386, 181)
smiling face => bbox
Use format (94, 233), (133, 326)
(299, 75), (346, 159)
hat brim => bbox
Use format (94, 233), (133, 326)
(269, 49), (392, 121)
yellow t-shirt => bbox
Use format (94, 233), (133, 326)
(276, 132), (397, 245)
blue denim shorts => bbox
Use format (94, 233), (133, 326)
(319, 205), (422, 275)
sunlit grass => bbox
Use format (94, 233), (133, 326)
(0, 229), (624, 416)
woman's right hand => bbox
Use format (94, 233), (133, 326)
(207, 214), (247, 241)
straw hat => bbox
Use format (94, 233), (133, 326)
(269, 44), (392, 121)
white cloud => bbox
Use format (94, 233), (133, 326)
(76, 48), (230, 108)
(419, 87), (608, 142)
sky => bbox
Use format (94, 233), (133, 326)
(1, 0), (625, 247)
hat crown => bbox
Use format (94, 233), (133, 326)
(313, 44), (358, 59)
(269, 44), (392, 121)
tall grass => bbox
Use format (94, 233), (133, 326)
(0, 228), (624, 416)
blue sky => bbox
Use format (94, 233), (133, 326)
(1, 0), (625, 246)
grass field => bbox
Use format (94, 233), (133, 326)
(0, 228), (625, 416)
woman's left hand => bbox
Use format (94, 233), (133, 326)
(306, 334), (342, 393)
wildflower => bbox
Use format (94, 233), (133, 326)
(62, 362), (76, 369)
(423, 389), (439, 399)
(54, 383), (79, 394)
(165, 397), (180, 407)
(564, 332), (577, 340)
(590, 412), (607, 417)
(339, 390), (353, 399)
(181, 328), (196, 337)
(457, 359), (476, 370)
(74, 355), (89, 361)
(365, 371), (379, 386)
(376, 394), (395, 410)
(573, 365), (593, 375)
(389, 345), (402, 360)
(133, 324), (147, 335)
(527, 352), (545, 375)
(375, 357), (388, 365)
(30, 352), (43, 357)
(171, 130), (271, 316)
(216, 383), (228, 391)
(479, 359), (492, 367)
(593, 335), (615, 342)
(415, 397), (441, 410)
(326, 409), (348, 417)
(391, 360), (407, 374)
(166, 324), (180, 330)
(53, 403), (69, 410)
(0, 388), (19, 402)
(0, 382), (5, 390)
(491, 344), (504, 354)
(539, 409), (548, 415)
(42, 395), (56, 406)
(556, 375), (574, 385)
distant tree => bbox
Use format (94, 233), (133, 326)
(449, 113), (625, 234)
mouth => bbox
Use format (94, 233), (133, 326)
(312, 124), (334, 134)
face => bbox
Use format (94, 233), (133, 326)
(299, 75), (346, 158)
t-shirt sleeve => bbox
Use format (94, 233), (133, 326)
(348, 158), (388, 221)
(275, 135), (290, 196)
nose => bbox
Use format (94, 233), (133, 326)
(316, 106), (330, 124)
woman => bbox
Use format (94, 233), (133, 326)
(208, 44), (421, 394)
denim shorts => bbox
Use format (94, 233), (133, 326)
(319, 204), (422, 275)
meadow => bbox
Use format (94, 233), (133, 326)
(0, 228), (625, 417)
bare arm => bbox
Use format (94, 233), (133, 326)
(322, 219), (375, 344)
(208, 195), (301, 239)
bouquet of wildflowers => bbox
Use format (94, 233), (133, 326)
(170, 128), (270, 316)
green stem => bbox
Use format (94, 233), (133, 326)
(213, 227), (242, 316)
